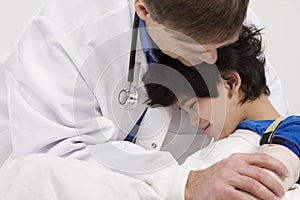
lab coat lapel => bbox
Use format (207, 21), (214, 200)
(133, 35), (172, 150)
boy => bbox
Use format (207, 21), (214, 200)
(143, 25), (300, 198)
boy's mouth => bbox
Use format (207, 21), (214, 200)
(202, 124), (212, 138)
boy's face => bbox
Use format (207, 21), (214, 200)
(145, 18), (238, 66)
(178, 82), (241, 140)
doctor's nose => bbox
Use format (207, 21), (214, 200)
(202, 50), (218, 64)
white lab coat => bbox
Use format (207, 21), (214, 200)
(0, 0), (289, 199)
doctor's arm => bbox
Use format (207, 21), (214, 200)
(184, 153), (288, 200)
(5, 20), (114, 160)
(3, 1), (145, 161)
(4, 5), (188, 200)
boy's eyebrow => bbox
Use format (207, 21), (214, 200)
(177, 96), (188, 108)
(180, 96), (196, 108)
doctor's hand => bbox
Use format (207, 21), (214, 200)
(184, 153), (289, 200)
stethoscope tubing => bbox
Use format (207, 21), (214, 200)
(127, 13), (140, 83)
(118, 13), (140, 109)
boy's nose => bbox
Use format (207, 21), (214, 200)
(189, 115), (199, 126)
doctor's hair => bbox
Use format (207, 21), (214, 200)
(143, 0), (249, 43)
(143, 25), (269, 107)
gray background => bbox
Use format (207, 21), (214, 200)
(0, 0), (299, 113)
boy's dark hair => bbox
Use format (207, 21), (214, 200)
(217, 25), (269, 104)
(143, 0), (249, 43)
(143, 58), (220, 107)
(143, 25), (269, 107)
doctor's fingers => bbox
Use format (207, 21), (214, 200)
(215, 186), (258, 200)
(240, 152), (289, 178)
(221, 153), (286, 200)
(187, 169), (259, 200)
(227, 170), (282, 200)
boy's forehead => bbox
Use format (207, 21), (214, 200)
(177, 95), (197, 106)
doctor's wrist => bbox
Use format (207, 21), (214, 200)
(185, 170), (197, 200)
(184, 169), (211, 200)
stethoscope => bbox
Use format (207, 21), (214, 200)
(118, 13), (140, 110)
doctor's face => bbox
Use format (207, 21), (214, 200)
(178, 83), (238, 140)
(145, 19), (238, 66)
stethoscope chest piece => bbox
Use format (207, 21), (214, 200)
(118, 83), (139, 110)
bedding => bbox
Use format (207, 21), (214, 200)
(0, 154), (163, 200)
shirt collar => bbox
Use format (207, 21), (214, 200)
(237, 120), (274, 136)
(139, 19), (159, 63)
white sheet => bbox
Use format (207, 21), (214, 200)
(0, 154), (163, 200)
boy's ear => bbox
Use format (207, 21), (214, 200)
(135, 0), (149, 20)
(222, 71), (242, 97)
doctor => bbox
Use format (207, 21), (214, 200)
(0, 0), (290, 199)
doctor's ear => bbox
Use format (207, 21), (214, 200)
(135, 0), (150, 20)
(222, 71), (242, 97)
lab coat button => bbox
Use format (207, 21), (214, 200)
(151, 143), (157, 149)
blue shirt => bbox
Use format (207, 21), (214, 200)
(238, 116), (300, 158)
(139, 19), (159, 63)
